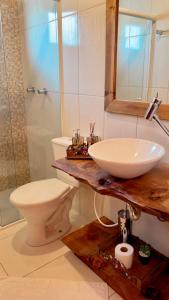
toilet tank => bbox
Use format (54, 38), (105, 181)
(51, 137), (79, 188)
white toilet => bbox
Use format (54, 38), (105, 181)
(10, 137), (79, 247)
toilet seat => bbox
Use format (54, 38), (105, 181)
(10, 178), (71, 207)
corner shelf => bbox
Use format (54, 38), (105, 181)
(53, 158), (169, 221)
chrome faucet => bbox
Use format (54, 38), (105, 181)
(145, 94), (169, 137)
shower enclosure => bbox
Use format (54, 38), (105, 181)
(0, 2), (30, 226)
(0, 0), (61, 226)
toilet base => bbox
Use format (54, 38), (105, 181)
(25, 191), (75, 247)
(26, 222), (71, 247)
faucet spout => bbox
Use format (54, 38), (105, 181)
(144, 95), (162, 121)
(145, 94), (169, 137)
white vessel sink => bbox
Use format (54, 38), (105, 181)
(88, 138), (165, 179)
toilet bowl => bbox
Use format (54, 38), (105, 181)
(10, 137), (79, 247)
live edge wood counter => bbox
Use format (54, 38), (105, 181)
(52, 159), (169, 222)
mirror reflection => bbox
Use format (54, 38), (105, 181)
(116, 0), (169, 103)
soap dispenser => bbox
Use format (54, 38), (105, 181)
(87, 122), (100, 147)
(72, 129), (84, 147)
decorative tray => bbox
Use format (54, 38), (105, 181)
(66, 144), (92, 160)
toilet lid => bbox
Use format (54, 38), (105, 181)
(10, 178), (71, 206)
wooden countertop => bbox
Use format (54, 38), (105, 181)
(52, 159), (169, 222)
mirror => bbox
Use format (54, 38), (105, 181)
(105, 0), (169, 120)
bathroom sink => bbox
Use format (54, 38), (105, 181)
(88, 138), (165, 179)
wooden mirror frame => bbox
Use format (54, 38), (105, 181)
(105, 0), (169, 120)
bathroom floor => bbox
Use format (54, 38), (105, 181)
(0, 214), (122, 300)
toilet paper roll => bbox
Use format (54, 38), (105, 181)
(115, 243), (134, 269)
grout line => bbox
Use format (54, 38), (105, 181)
(23, 252), (68, 278)
(62, 92), (104, 98)
(0, 263), (8, 277)
(0, 219), (25, 233)
(59, 3), (105, 18)
(21, 18), (59, 32)
(108, 290), (116, 298)
(78, 3), (106, 15)
(61, 12), (78, 19)
(136, 116), (139, 138)
(77, 9), (80, 130)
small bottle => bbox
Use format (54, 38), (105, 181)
(87, 123), (100, 147)
(72, 129), (84, 146)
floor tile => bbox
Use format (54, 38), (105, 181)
(0, 217), (115, 297)
(0, 278), (108, 300)
(0, 220), (25, 241)
(26, 251), (114, 296)
(0, 224), (69, 276)
(0, 263), (7, 278)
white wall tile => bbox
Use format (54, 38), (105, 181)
(137, 117), (169, 163)
(151, 37), (169, 89)
(62, 0), (78, 16)
(22, 0), (57, 29)
(133, 212), (169, 257)
(148, 88), (168, 104)
(25, 92), (61, 181)
(104, 113), (137, 139)
(119, 0), (130, 8)
(62, 14), (79, 94)
(102, 196), (125, 223)
(62, 94), (79, 137)
(78, 5), (106, 96)
(79, 184), (98, 221)
(25, 93), (61, 135)
(23, 21), (60, 93)
(79, 95), (104, 138)
(120, 0), (152, 15)
(78, 0), (105, 12)
(152, 0), (169, 16)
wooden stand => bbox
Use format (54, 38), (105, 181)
(53, 159), (169, 298)
(62, 218), (169, 300)
(52, 159), (169, 221)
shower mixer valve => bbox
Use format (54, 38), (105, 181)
(26, 87), (48, 94)
(26, 87), (36, 93)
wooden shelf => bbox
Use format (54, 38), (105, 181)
(53, 158), (169, 221)
(62, 217), (169, 300)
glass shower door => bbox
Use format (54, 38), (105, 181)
(0, 12), (20, 226)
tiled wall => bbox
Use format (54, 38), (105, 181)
(20, 0), (61, 181)
(0, 0), (30, 189)
(150, 1), (169, 103)
(60, 0), (169, 256)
